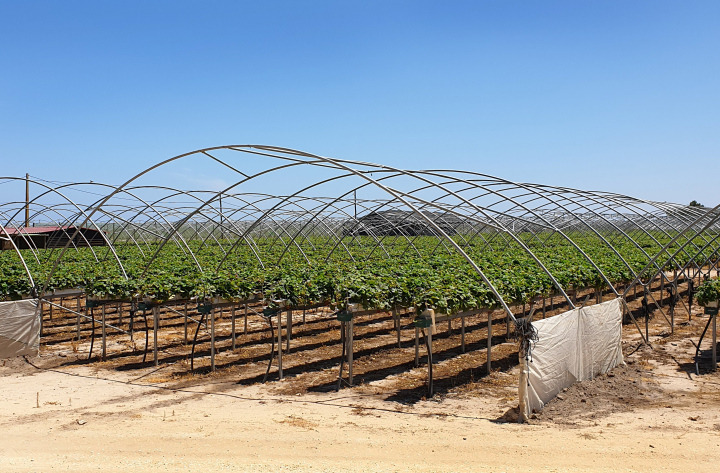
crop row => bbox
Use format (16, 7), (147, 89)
(1, 233), (718, 313)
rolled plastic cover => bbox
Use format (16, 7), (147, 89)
(0, 299), (40, 359)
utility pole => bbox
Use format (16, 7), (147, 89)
(25, 173), (30, 228)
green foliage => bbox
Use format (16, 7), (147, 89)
(1, 232), (718, 315)
(695, 278), (720, 306)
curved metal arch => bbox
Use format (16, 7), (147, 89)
(623, 203), (720, 293)
(0, 221), (35, 291)
(68, 182), (204, 271)
(1, 202), (101, 263)
(373, 170), (583, 304)
(136, 156), (340, 275)
(22, 143), (719, 322)
(236, 146), (520, 316)
(0, 177), (129, 293)
(418, 171), (658, 294)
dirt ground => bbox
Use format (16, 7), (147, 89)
(2, 280), (720, 472)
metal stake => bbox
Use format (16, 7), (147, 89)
(286, 308), (292, 353)
(277, 311), (283, 379)
(348, 319), (354, 385)
(393, 308), (401, 348)
(414, 326), (420, 367)
(210, 307), (215, 372)
(101, 304), (106, 361)
(183, 302), (188, 344)
(231, 306), (236, 350)
(153, 306), (159, 366)
(487, 311), (492, 374)
(713, 313), (717, 372)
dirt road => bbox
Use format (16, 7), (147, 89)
(2, 347), (719, 473)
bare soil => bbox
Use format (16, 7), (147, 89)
(2, 277), (720, 472)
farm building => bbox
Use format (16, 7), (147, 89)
(0, 226), (107, 250)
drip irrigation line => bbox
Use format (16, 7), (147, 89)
(694, 315), (715, 376)
(87, 307), (95, 361)
(190, 311), (208, 372)
(262, 315), (276, 383)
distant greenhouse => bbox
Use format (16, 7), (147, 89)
(0, 226), (106, 250)
(343, 210), (466, 237)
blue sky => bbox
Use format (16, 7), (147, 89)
(1, 1), (718, 205)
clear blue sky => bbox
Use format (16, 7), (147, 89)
(1, 1), (718, 205)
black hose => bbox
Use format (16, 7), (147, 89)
(87, 307), (95, 361)
(129, 303), (135, 341)
(422, 328), (433, 396)
(190, 311), (207, 372)
(262, 316), (276, 383)
(694, 315), (715, 376)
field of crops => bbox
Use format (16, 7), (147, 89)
(3, 232), (717, 313)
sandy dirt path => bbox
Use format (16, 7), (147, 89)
(2, 355), (719, 473)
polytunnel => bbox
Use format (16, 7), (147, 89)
(1, 145), (719, 414)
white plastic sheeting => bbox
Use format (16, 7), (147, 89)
(519, 298), (623, 420)
(0, 299), (40, 359)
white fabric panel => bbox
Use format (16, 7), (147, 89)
(0, 299), (40, 359)
(520, 298), (623, 418)
(577, 298), (624, 380)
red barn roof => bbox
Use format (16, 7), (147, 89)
(1, 226), (95, 235)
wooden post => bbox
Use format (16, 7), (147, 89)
(244, 304), (248, 335)
(25, 173), (30, 228)
(461, 315), (466, 353)
(210, 307), (216, 372)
